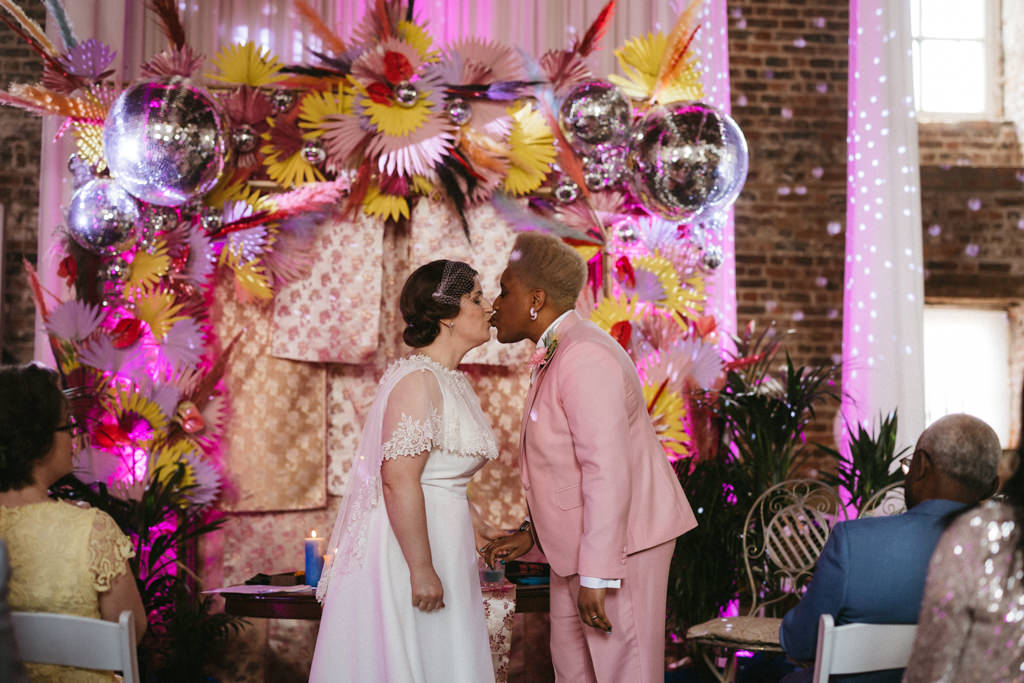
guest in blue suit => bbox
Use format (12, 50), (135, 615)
(779, 413), (1001, 683)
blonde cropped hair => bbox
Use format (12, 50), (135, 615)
(507, 232), (587, 311)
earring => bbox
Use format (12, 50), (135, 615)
(444, 321), (454, 333)
(529, 307), (538, 321)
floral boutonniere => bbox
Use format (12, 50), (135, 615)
(528, 335), (560, 370)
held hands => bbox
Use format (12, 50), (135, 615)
(409, 564), (445, 612)
(577, 586), (612, 633)
(480, 529), (534, 569)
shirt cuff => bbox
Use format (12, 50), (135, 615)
(579, 576), (621, 589)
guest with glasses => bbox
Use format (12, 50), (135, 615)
(779, 414), (1001, 683)
(0, 363), (146, 682)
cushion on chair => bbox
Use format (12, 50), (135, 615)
(686, 616), (783, 650)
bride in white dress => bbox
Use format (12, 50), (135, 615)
(310, 260), (500, 683)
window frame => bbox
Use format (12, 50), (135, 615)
(910, 0), (1002, 122)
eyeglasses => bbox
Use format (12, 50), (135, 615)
(900, 448), (928, 475)
(55, 422), (85, 437)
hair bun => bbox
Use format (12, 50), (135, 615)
(402, 318), (440, 348)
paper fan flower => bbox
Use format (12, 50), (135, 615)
(46, 300), (105, 342)
(589, 292), (646, 334)
(434, 38), (525, 133)
(348, 39), (455, 178)
(219, 86), (273, 169)
(78, 335), (145, 377)
(141, 44), (204, 79)
(609, 33), (703, 104)
(159, 318), (205, 372)
(225, 256), (273, 301)
(639, 337), (723, 393)
(629, 253), (705, 315)
(207, 41), (286, 87)
(126, 241), (170, 294)
(73, 446), (122, 485)
(114, 387), (170, 435)
(148, 442), (198, 495)
(453, 128), (511, 205)
(59, 39), (117, 80)
(363, 183), (410, 221)
(180, 449), (221, 508)
(133, 291), (186, 341)
(642, 379), (691, 459)
(261, 115), (325, 187)
(556, 191), (629, 236)
(72, 122), (105, 169)
(298, 85), (354, 136)
(504, 103), (556, 195)
(540, 49), (593, 97)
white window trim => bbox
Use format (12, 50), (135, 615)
(912, 0), (1002, 123)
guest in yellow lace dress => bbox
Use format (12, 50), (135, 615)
(0, 364), (147, 681)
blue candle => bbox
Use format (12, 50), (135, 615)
(305, 531), (325, 587)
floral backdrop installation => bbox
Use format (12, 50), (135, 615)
(0, 0), (747, 502)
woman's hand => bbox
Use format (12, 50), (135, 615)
(481, 529), (533, 569)
(409, 565), (445, 612)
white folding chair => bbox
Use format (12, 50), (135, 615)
(11, 610), (138, 683)
(812, 613), (916, 683)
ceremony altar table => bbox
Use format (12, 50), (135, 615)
(214, 581), (547, 682)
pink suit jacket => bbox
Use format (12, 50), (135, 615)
(519, 311), (697, 579)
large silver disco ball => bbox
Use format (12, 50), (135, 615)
(67, 178), (140, 253)
(558, 81), (632, 155)
(103, 78), (227, 207)
(628, 102), (749, 222)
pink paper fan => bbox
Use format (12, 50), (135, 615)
(141, 45), (204, 79)
(447, 37), (525, 84)
(181, 450), (221, 508)
(160, 318), (205, 372)
(78, 335), (145, 377)
(540, 49), (593, 97)
(59, 39), (117, 80)
(322, 113), (374, 169)
(351, 37), (425, 85)
(46, 300), (106, 342)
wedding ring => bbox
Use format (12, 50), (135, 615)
(590, 615), (598, 621)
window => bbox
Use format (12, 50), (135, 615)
(910, 0), (1001, 118)
(923, 306), (1010, 447)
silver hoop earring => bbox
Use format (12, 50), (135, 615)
(529, 307), (538, 321)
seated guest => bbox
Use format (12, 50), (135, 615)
(779, 413), (1001, 682)
(904, 420), (1024, 680)
(0, 363), (147, 681)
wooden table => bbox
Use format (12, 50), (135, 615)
(222, 581), (549, 620)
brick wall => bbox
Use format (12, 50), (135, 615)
(728, 1), (850, 453)
(0, 2), (43, 363)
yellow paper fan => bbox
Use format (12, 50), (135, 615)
(298, 85), (354, 137)
(573, 245), (601, 263)
(115, 388), (170, 433)
(134, 291), (186, 341)
(398, 20), (438, 61)
(608, 33), (703, 104)
(632, 253), (705, 315)
(642, 380), (691, 457)
(503, 103), (556, 196)
(204, 177), (263, 209)
(359, 86), (435, 138)
(207, 41), (286, 87)
(126, 242), (170, 294)
(73, 123), (105, 169)
(260, 146), (325, 188)
(363, 184), (410, 222)
(148, 441), (198, 491)
(411, 175), (434, 196)
(589, 292), (646, 334)
(230, 257), (273, 300)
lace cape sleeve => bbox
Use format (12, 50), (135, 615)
(380, 368), (443, 460)
(87, 510), (135, 592)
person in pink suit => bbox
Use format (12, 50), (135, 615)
(483, 231), (697, 683)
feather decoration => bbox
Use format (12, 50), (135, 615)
(294, 0), (347, 54)
(6, 83), (105, 121)
(42, 0), (76, 49)
(444, 80), (542, 102)
(573, 0), (617, 58)
(308, 49), (354, 75)
(148, 0), (186, 49)
(652, 0), (703, 104)
(23, 259), (52, 319)
(0, 0), (59, 56)
(342, 160), (373, 220)
(491, 193), (602, 245)
(434, 156), (472, 240)
(0, 13), (74, 86)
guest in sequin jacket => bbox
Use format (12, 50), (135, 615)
(904, 421), (1024, 681)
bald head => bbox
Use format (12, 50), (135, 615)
(908, 413), (1001, 506)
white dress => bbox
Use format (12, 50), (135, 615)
(309, 355), (498, 683)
